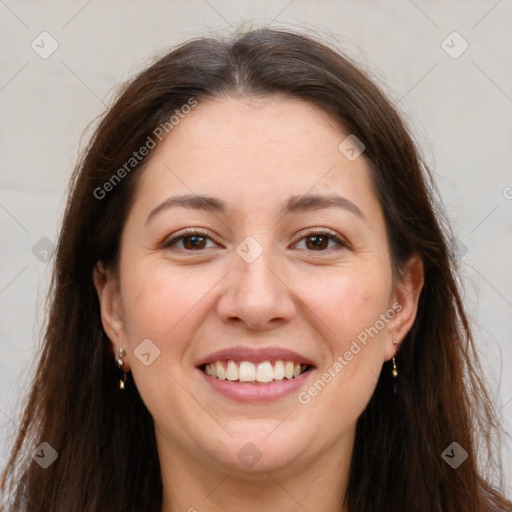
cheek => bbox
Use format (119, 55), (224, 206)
(119, 267), (215, 426)
(120, 263), (222, 354)
(123, 265), (206, 341)
(295, 265), (392, 344)
(294, 271), (390, 431)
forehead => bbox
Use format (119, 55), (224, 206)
(132, 94), (380, 221)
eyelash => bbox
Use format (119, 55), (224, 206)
(161, 228), (349, 253)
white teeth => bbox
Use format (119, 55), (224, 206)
(239, 361), (256, 381)
(273, 360), (285, 380)
(214, 361), (223, 379)
(256, 362), (274, 382)
(203, 360), (309, 382)
(226, 360), (238, 381)
(284, 361), (294, 380)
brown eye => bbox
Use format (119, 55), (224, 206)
(162, 230), (215, 251)
(295, 231), (348, 252)
(181, 235), (208, 250)
(304, 235), (330, 251)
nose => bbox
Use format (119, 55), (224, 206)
(216, 246), (296, 331)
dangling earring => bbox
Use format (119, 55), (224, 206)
(392, 339), (398, 394)
(116, 347), (127, 390)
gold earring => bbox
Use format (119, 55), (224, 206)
(392, 339), (398, 377)
(392, 340), (399, 395)
(116, 347), (127, 390)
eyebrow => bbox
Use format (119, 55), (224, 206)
(145, 193), (365, 225)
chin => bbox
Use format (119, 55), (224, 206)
(203, 423), (308, 473)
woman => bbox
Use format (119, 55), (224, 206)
(2, 27), (510, 512)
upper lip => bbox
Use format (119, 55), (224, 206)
(196, 346), (316, 367)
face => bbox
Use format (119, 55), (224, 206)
(94, 94), (422, 476)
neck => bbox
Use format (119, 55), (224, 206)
(158, 432), (353, 512)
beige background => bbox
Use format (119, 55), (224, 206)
(1, 0), (511, 494)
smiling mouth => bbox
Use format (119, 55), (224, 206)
(201, 360), (312, 384)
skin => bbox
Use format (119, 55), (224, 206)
(94, 94), (424, 512)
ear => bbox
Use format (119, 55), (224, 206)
(384, 254), (424, 361)
(92, 261), (130, 370)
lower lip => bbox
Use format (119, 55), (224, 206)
(198, 367), (314, 403)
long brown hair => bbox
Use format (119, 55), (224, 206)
(2, 26), (510, 512)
